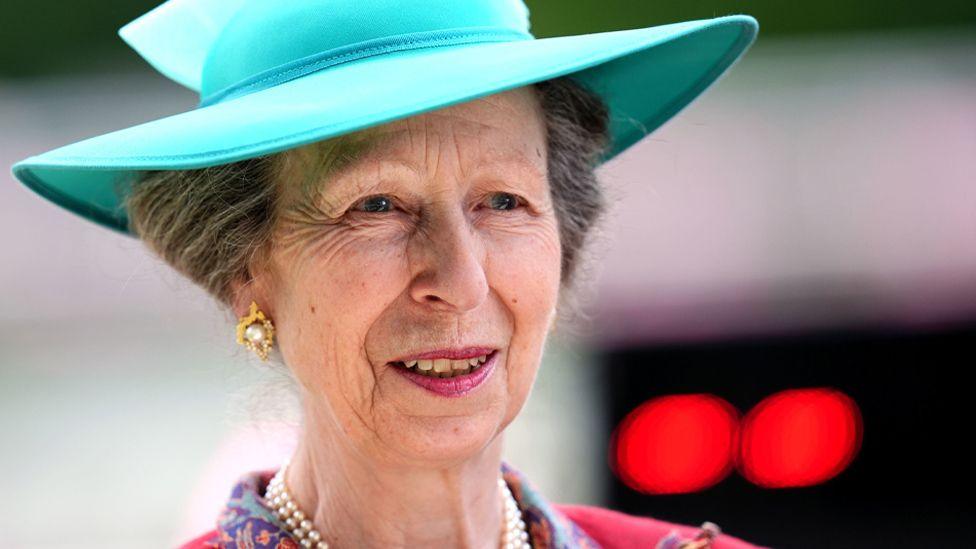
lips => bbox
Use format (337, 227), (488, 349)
(390, 350), (499, 397)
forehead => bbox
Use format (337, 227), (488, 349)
(278, 86), (546, 193)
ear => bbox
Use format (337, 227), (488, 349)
(229, 240), (282, 320)
(229, 277), (255, 319)
(229, 270), (275, 321)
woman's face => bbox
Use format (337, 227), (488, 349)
(247, 86), (561, 465)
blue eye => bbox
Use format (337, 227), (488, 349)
(355, 195), (393, 213)
(489, 192), (522, 211)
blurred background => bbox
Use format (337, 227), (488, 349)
(2, 1), (974, 547)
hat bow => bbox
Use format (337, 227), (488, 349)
(120, 0), (533, 107)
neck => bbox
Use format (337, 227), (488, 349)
(285, 404), (506, 548)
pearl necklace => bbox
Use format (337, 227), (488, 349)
(264, 459), (531, 549)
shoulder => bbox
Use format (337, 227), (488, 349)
(555, 504), (766, 549)
(177, 529), (221, 549)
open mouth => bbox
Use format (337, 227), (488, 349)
(388, 349), (497, 379)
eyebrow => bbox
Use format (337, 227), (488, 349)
(318, 160), (420, 213)
(471, 151), (546, 182)
(283, 131), (382, 210)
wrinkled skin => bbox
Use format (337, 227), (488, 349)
(233, 86), (561, 547)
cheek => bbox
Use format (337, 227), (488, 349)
(485, 217), (562, 406)
(274, 229), (408, 393)
(486, 216), (562, 317)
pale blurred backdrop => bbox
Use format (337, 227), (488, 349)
(2, 1), (974, 548)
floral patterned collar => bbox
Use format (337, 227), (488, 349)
(208, 462), (601, 548)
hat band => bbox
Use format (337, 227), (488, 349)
(199, 26), (533, 108)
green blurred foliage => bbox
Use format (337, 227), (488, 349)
(0, 0), (157, 76)
(526, 1), (976, 37)
(1, 0), (974, 78)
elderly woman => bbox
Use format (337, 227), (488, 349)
(12, 1), (762, 547)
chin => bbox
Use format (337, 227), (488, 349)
(378, 409), (509, 466)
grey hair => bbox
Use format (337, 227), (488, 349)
(126, 76), (612, 328)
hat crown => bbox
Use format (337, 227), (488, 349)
(200, 0), (532, 103)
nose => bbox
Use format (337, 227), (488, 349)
(408, 207), (489, 313)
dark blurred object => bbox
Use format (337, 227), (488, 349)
(601, 323), (975, 548)
(3, 0), (975, 77)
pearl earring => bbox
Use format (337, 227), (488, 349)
(236, 301), (275, 361)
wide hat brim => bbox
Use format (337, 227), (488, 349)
(11, 15), (758, 234)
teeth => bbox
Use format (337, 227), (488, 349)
(395, 353), (491, 378)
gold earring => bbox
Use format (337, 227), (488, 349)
(236, 301), (275, 361)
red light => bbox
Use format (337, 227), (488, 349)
(610, 394), (738, 495)
(737, 388), (862, 488)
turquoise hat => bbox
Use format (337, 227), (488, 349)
(10, 0), (758, 234)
